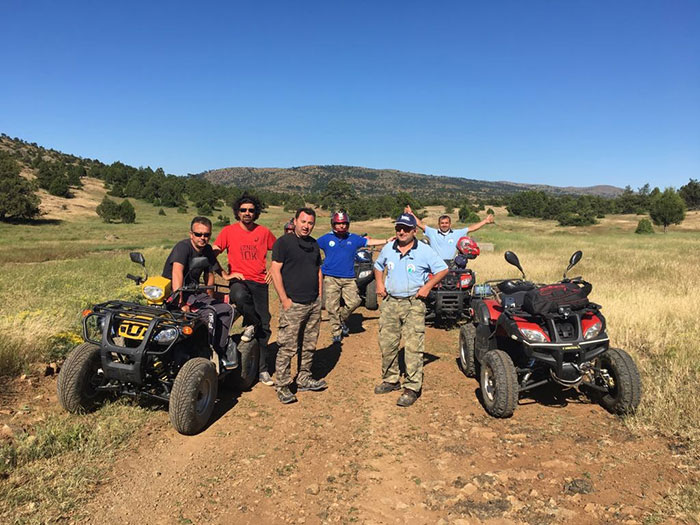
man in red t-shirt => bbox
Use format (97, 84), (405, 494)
(213, 194), (277, 386)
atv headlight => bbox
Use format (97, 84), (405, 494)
(584, 322), (602, 340)
(520, 328), (549, 343)
(358, 270), (372, 279)
(143, 285), (165, 301)
(153, 327), (178, 344)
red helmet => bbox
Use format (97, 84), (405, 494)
(331, 211), (350, 232)
(457, 236), (480, 259)
(284, 218), (295, 233)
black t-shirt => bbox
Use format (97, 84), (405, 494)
(162, 239), (221, 285)
(271, 234), (321, 303)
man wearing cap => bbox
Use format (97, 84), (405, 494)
(404, 205), (494, 261)
(317, 210), (390, 343)
(373, 213), (449, 407)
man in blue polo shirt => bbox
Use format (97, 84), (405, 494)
(318, 211), (389, 343)
(373, 213), (448, 407)
(404, 205), (494, 260)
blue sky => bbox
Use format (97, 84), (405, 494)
(1, 1), (698, 189)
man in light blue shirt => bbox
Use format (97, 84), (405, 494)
(373, 213), (448, 407)
(404, 205), (494, 260)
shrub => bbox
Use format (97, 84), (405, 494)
(119, 199), (136, 224)
(215, 214), (230, 226)
(158, 208), (166, 216)
(177, 206), (188, 214)
(635, 218), (654, 234)
(96, 196), (120, 223)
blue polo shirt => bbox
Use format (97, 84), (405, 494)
(374, 240), (448, 298)
(318, 232), (368, 279)
(424, 226), (469, 259)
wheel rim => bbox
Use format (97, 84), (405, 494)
(482, 364), (495, 401)
(195, 377), (214, 415)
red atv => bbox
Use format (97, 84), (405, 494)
(459, 250), (641, 418)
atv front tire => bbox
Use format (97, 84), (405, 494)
(228, 339), (260, 391)
(169, 358), (218, 435)
(57, 342), (106, 413)
(364, 280), (378, 311)
(595, 348), (642, 415)
(459, 324), (477, 377)
(480, 350), (518, 418)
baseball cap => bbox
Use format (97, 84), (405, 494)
(395, 213), (417, 228)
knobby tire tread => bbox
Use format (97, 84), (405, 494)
(600, 347), (642, 415)
(482, 350), (518, 418)
(57, 342), (101, 413)
(169, 358), (217, 435)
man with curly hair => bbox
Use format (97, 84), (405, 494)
(213, 193), (276, 386)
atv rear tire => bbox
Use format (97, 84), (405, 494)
(595, 348), (642, 415)
(57, 342), (105, 413)
(459, 324), (477, 377)
(169, 358), (218, 435)
(228, 339), (260, 391)
(480, 350), (518, 418)
(364, 280), (378, 311)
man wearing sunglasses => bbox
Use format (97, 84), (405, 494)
(163, 216), (221, 304)
(213, 193), (277, 386)
(373, 213), (448, 407)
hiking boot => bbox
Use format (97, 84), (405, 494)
(277, 386), (297, 404)
(396, 388), (419, 407)
(332, 334), (342, 344)
(341, 323), (350, 337)
(297, 378), (328, 392)
(374, 381), (401, 394)
(221, 338), (239, 370)
(240, 325), (256, 343)
(259, 371), (274, 386)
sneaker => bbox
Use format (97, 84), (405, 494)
(297, 378), (328, 392)
(259, 371), (274, 386)
(374, 381), (401, 394)
(397, 388), (419, 407)
(332, 334), (342, 343)
(240, 325), (256, 343)
(341, 323), (350, 337)
(277, 386), (297, 404)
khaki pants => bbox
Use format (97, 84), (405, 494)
(378, 296), (426, 393)
(275, 298), (321, 387)
(324, 276), (362, 337)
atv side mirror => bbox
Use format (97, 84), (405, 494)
(504, 251), (526, 279)
(563, 250), (583, 279)
(130, 252), (145, 266)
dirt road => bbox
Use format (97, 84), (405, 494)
(75, 308), (689, 525)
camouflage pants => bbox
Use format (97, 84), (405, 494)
(378, 296), (426, 393)
(275, 298), (322, 387)
(324, 276), (362, 337)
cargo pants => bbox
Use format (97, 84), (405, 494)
(275, 298), (322, 387)
(323, 276), (362, 337)
(378, 295), (426, 393)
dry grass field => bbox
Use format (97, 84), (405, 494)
(1, 185), (699, 523)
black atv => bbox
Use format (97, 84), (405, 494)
(57, 252), (259, 435)
(322, 246), (378, 311)
(426, 261), (475, 327)
(460, 250), (642, 418)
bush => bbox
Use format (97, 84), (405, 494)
(650, 188), (686, 233)
(158, 208), (166, 216)
(119, 199), (136, 224)
(177, 206), (188, 214)
(557, 212), (597, 227)
(215, 214), (230, 226)
(635, 218), (654, 234)
(96, 196), (120, 223)
(197, 202), (213, 216)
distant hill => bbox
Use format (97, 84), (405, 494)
(197, 165), (623, 198)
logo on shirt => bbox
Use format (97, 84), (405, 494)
(387, 262), (395, 270)
(406, 264), (416, 273)
(448, 239), (454, 244)
(329, 240), (336, 247)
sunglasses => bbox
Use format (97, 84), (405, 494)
(395, 225), (413, 232)
(191, 231), (211, 238)
(239, 207), (255, 213)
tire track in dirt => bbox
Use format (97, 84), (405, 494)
(80, 308), (693, 524)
